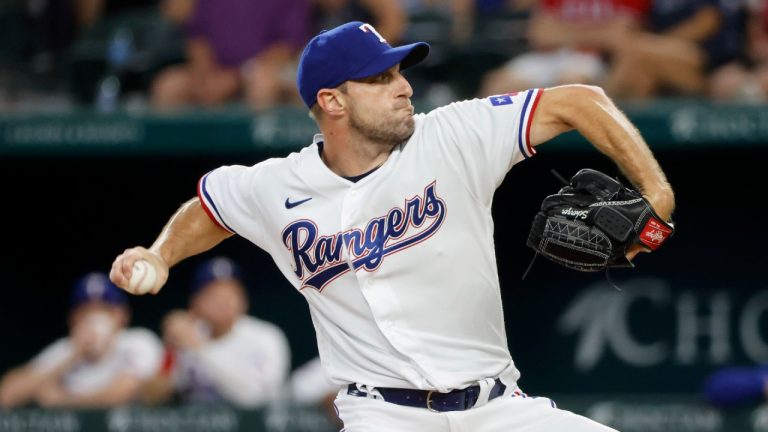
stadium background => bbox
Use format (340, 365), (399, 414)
(1, 1), (767, 431)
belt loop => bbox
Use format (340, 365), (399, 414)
(497, 366), (520, 397)
(356, 383), (384, 400)
(473, 378), (496, 408)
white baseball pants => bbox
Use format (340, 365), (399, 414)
(334, 390), (618, 432)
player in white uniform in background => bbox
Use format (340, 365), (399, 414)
(0, 273), (162, 408)
(289, 356), (343, 425)
(141, 257), (291, 408)
(110, 21), (675, 431)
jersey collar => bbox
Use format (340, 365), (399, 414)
(300, 133), (401, 193)
(299, 134), (354, 194)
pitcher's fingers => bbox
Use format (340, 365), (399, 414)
(110, 255), (130, 287)
(625, 244), (650, 261)
(150, 270), (167, 295)
(120, 248), (141, 279)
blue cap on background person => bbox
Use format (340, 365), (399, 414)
(70, 272), (128, 309)
(296, 21), (430, 108)
(191, 257), (245, 295)
(703, 365), (768, 407)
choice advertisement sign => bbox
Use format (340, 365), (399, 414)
(504, 275), (768, 394)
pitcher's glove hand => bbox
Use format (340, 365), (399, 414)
(526, 169), (674, 272)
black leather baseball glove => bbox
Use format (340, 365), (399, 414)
(526, 169), (674, 272)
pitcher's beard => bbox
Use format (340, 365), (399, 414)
(349, 110), (415, 148)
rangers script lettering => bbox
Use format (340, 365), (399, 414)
(282, 182), (446, 291)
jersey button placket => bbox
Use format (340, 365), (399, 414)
(339, 187), (360, 269)
(341, 188), (359, 221)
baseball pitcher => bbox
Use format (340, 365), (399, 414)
(110, 21), (675, 431)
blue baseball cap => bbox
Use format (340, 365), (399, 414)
(297, 21), (430, 108)
(70, 272), (128, 309)
(191, 257), (244, 295)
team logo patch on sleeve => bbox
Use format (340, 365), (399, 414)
(488, 93), (517, 106)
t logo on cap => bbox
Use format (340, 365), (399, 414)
(296, 21), (430, 108)
(359, 23), (387, 43)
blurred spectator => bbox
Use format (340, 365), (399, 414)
(709, 0), (768, 101)
(0, 0), (76, 95)
(479, 0), (649, 96)
(400, 0), (460, 45)
(151, 0), (311, 110)
(703, 365), (768, 407)
(159, 0), (195, 25)
(289, 357), (341, 426)
(0, 273), (162, 408)
(141, 257), (291, 408)
(312, 0), (407, 43)
(29, 0), (77, 54)
(442, 0), (520, 45)
(73, 0), (159, 29)
(606, 0), (745, 99)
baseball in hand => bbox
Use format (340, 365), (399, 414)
(129, 260), (157, 295)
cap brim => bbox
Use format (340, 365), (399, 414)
(349, 42), (430, 81)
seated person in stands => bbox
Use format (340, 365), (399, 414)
(606, 0), (745, 99)
(151, 0), (311, 110)
(74, 0), (159, 29)
(312, 0), (407, 43)
(443, 0), (524, 45)
(141, 257), (291, 408)
(0, 272), (162, 408)
(290, 356), (342, 426)
(479, 0), (648, 96)
(709, 0), (768, 101)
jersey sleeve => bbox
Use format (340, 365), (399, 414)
(620, 0), (651, 17)
(31, 338), (71, 373)
(121, 329), (163, 380)
(194, 320), (291, 407)
(289, 357), (338, 403)
(423, 88), (543, 206)
(197, 164), (267, 245)
(539, 0), (560, 13)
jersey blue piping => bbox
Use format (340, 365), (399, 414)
(517, 90), (533, 159)
(201, 174), (237, 234)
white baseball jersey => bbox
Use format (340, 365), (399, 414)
(172, 315), (291, 407)
(198, 89), (543, 393)
(289, 356), (340, 404)
(32, 328), (162, 395)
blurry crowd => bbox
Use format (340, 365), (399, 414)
(1, 258), (766, 415)
(2, 0), (768, 113)
(0, 257), (339, 424)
